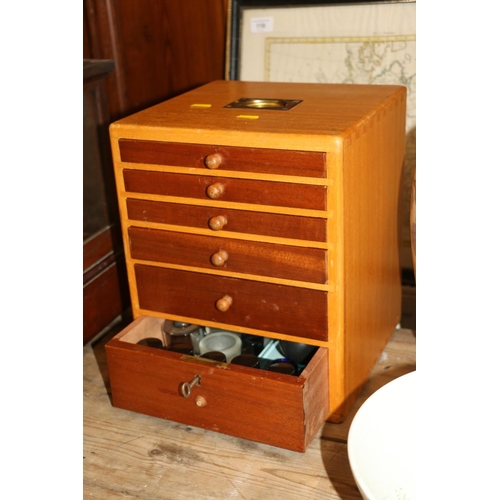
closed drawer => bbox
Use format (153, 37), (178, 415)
(127, 198), (327, 242)
(135, 264), (328, 341)
(119, 139), (326, 178)
(123, 169), (327, 211)
(105, 315), (329, 452)
(129, 227), (327, 284)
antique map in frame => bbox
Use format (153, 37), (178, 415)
(264, 35), (415, 127)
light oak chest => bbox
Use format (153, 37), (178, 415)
(105, 80), (406, 452)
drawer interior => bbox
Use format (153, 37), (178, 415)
(106, 315), (330, 452)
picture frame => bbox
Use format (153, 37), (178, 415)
(226, 1), (415, 82)
(225, 0), (416, 265)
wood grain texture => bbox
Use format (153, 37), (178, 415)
(83, 259), (129, 345)
(330, 87), (407, 421)
(410, 169), (416, 275)
(83, 59), (126, 343)
(85, 323), (415, 499)
(111, 81), (407, 146)
(119, 139), (326, 177)
(126, 198), (327, 241)
(83, 224), (123, 272)
(135, 265), (328, 341)
(106, 316), (329, 452)
(84, 0), (228, 121)
(83, 0), (128, 119)
(108, 81), (407, 435)
(123, 169), (327, 210)
(128, 226), (327, 283)
(113, 0), (227, 115)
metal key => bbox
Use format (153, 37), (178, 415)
(181, 375), (201, 398)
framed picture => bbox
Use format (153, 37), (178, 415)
(226, 0), (416, 265)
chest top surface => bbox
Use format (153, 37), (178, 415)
(111, 80), (406, 143)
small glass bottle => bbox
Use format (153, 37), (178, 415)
(240, 335), (265, 356)
(162, 320), (199, 354)
(230, 353), (260, 368)
(200, 351), (227, 362)
(267, 359), (297, 375)
(136, 337), (164, 349)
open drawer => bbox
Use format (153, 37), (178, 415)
(105, 315), (330, 452)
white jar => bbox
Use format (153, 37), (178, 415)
(198, 331), (242, 362)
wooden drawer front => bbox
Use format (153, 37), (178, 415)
(105, 316), (329, 452)
(119, 139), (326, 178)
(123, 169), (326, 211)
(129, 227), (327, 284)
(135, 264), (328, 341)
(127, 198), (327, 242)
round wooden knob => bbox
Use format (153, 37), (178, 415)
(215, 295), (233, 312)
(204, 153), (222, 169)
(206, 182), (225, 199)
(208, 215), (227, 231)
(195, 395), (207, 407)
(211, 250), (229, 267)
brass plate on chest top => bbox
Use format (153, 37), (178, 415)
(224, 97), (302, 111)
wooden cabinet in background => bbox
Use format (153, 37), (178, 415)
(83, 0), (228, 121)
(83, 60), (130, 345)
(83, 0), (228, 343)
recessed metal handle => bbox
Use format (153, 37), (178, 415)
(224, 97), (302, 111)
(181, 375), (201, 398)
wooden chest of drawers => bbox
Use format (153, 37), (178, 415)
(105, 80), (406, 452)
